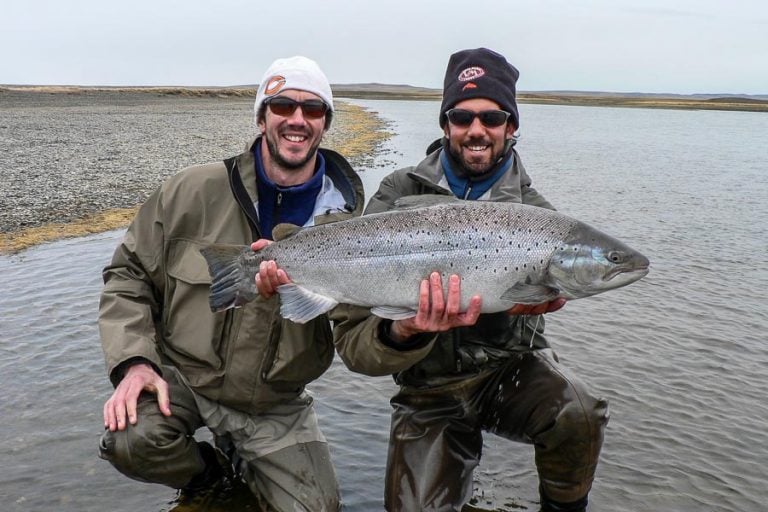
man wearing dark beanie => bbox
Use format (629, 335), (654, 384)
(331, 48), (608, 512)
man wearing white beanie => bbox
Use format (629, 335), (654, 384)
(98, 55), (364, 511)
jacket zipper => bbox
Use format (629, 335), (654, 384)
(274, 192), (283, 226)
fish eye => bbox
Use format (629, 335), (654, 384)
(608, 251), (623, 263)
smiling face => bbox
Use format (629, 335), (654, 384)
(258, 89), (327, 186)
(443, 97), (517, 176)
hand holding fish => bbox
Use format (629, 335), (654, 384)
(251, 240), (291, 298)
(389, 272), (483, 342)
(102, 363), (171, 432)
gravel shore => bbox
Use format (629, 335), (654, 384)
(0, 90), (391, 252)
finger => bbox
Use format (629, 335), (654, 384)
(444, 275), (461, 317)
(124, 379), (142, 426)
(411, 279), (431, 327)
(155, 380), (172, 417)
(257, 262), (273, 296)
(103, 398), (115, 431)
(276, 269), (291, 286)
(429, 272), (445, 315)
(251, 239), (272, 252)
(265, 261), (279, 288)
(547, 298), (567, 313)
(114, 392), (128, 431)
(457, 295), (483, 326)
(507, 303), (529, 316)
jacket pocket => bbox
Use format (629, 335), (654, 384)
(163, 239), (230, 385)
(261, 317), (334, 386)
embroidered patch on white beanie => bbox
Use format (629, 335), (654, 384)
(253, 56), (334, 126)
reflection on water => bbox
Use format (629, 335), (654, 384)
(1, 99), (767, 511)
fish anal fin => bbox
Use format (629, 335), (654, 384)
(277, 283), (338, 324)
(370, 306), (418, 320)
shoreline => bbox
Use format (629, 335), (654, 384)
(4, 84), (768, 113)
(0, 99), (392, 254)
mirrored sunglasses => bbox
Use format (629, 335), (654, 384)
(445, 109), (511, 128)
(265, 97), (329, 119)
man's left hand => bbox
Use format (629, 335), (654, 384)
(507, 298), (567, 316)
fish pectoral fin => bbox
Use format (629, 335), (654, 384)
(370, 306), (418, 320)
(277, 284), (338, 324)
(500, 283), (561, 304)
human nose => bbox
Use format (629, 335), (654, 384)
(285, 104), (308, 124)
(466, 115), (486, 135)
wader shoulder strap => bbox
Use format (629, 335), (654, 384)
(224, 156), (262, 240)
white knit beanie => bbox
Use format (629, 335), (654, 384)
(253, 56), (334, 126)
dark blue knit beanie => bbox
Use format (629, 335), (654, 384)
(439, 48), (520, 129)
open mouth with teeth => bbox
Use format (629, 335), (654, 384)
(283, 134), (308, 144)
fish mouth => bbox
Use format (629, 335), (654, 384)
(604, 265), (650, 282)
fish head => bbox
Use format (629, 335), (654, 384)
(548, 223), (650, 299)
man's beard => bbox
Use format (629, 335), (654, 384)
(448, 137), (505, 177)
(265, 132), (321, 171)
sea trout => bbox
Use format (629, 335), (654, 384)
(200, 196), (650, 323)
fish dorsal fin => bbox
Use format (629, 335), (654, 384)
(393, 194), (462, 211)
(370, 305), (418, 320)
(276, 283), (338, 324)
(500, 283), (561, 304)
(272, 223), (302, 242)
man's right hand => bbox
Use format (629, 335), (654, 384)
(251, 239), (291, 299)
(103, 363), (171, 432)
(390, 272), (482, 342)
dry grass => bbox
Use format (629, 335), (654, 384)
(0, 208), (140, 253)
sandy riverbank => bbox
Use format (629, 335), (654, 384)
(0, 91), (391, 254)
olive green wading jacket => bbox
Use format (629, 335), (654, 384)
(100, 138), (364, 414)
(331, 140), (556, 388)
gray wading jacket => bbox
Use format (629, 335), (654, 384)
(100, 138), (364, 413)
(331, 141), (556, 388)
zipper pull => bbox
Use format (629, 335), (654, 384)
(276, 192), (283, 206)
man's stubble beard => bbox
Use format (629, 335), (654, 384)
(265, 132), (322, 171)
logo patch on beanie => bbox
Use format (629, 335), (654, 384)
(265, 75), (286, 96)
(462, 82), (478, 91)
(458, 66), (485, 82)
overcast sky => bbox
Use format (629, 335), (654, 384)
(2, 0), (767, 94)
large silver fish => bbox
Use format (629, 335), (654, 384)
(200, 196), (650, 323)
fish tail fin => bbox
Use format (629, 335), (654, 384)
(200, 244), (260, 312)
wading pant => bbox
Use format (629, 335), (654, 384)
(98, 367), (340, 512)
(384, 349), (609, 512)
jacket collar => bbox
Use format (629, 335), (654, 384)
(233, 136), (365, 222)
(407, 138), (526, 202)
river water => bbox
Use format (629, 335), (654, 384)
(1, 99), (767, 512)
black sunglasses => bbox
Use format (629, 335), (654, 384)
(445, 109), (511, 128)
(265, 97), (329, 119)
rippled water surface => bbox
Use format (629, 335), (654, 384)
(1, 99), (767, 511)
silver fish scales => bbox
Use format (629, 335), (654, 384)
(201, 197), (650, 323)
